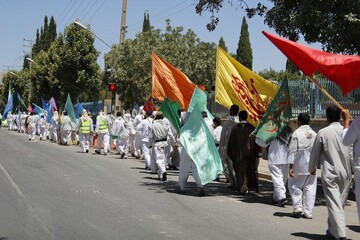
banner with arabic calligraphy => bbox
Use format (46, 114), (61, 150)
(251, 79), (292, 145)
(215, 46), (279, 126)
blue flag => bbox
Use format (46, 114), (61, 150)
(46, 102), (53, 123)
(41, 98), (49, 110)
(3, 93), (13, 120)
(75, 100), (84, 119)
(17, 93), (27, 109)
(32, 103), (46, 115)
(179, 104), (223, 185)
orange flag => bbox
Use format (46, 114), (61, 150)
(152, 52), (201, 110)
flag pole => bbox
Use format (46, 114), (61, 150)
(306, 75), (344, 110)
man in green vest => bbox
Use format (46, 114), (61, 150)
(95, 111), (111, 155)
(77, 109), (93, 153)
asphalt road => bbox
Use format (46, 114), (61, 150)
(0, 129), (358, 240)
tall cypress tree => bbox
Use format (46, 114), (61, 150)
(48, 16), (57, 42)
(218, 36), (228, 52)
(236, 17), (253, 70)
(32, 29), (40, 57)
(142, 11), (151, 32)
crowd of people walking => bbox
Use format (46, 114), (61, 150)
(1, 104), (358, 240)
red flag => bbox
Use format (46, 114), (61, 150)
(262, 31), (360, 95)
(143, 96), (156, 113)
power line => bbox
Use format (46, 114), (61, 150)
(126, 0), (190, 30)
(63, 0), (86, 28)
(56, 0), (73, 22)
(58, 0), (77, 29)
(125, 3), (195, 36)
(78, 0), (95, 20)
(87, 0), (107, 23)
(82, 0), (99, 21)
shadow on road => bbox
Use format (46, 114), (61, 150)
(347, 225), (360, 233)
(291, 232), (328, 240)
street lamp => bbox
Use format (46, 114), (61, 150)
(73, 21), (112, 49)
(73, 20), (120, 114)
(26, 57), (34, 63)
(10, 71), (18, 76)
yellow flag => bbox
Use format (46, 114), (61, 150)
(215, 46), (279, 126)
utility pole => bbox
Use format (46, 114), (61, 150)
(114, 0), (127, 114)
(119, 0), (127, 46)
(23, 38), (33, 104)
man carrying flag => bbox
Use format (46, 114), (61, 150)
(252, 79), (292, 207)
(309, 105), (351, 239)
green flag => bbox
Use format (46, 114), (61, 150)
(65, 93), (76, 123)
(159, 97), (181, 133)
(251, 79), (292, 145)
(187, 86), (213, 120)
(17, 93), (27, 110)
(180, 104), (223, 185)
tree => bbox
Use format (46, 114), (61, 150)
(257, 68), (303, 82)
(29, 24), (102, 105)
(32, 15), (57, 58)
(195, 0), (360, 54)
(142, 11), (151, 32)
(218, 36), (228, 52)
(105, 20), (216, 110)
(236, 16), (253, 70)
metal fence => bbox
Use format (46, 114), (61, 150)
(289, 78), (360, 118)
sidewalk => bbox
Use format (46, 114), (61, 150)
(258, 158), (322, 181)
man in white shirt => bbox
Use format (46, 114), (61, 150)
(288, 113), (317, 218)
(267, 125), (292, 207)
(149, 111), (175, 181)
(136, 111), (153, 169)
(60, 111), (72, 145)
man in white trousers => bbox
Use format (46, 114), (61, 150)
(95, 111), (111, 155)
(60, 111), (72, 145)
(258, 125), (292, 207)
(288, 113), (317, 219)
(177, 111), (205, 196)
(77, 109), (93, 153)
(27, 112), (38, 141)
(37, 114), (47, 141)
(112, 112), (129, 159)
(149, 111), (175, 181)
(133, 106), (144, 158)
(341, 109), (360, 224)
(136, 111), (153, 169)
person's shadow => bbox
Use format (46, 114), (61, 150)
(291, 232), (327, 240)
(347, 225), (360, 233)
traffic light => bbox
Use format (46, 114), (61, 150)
(109, 83), (116, 92)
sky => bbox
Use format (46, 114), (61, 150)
(0, 0), (291, 76)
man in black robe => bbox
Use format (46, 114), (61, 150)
(227, 110), (260, 194)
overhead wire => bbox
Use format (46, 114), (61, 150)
(57, 0), (77, 30)
(103, 1), (195, 51)
(82, 0), (99, 21)
(56, 0), (73, 23)
(86, 0), (107, 23)
(63, 0), (86, 28)
(78, 0), (95, 20)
